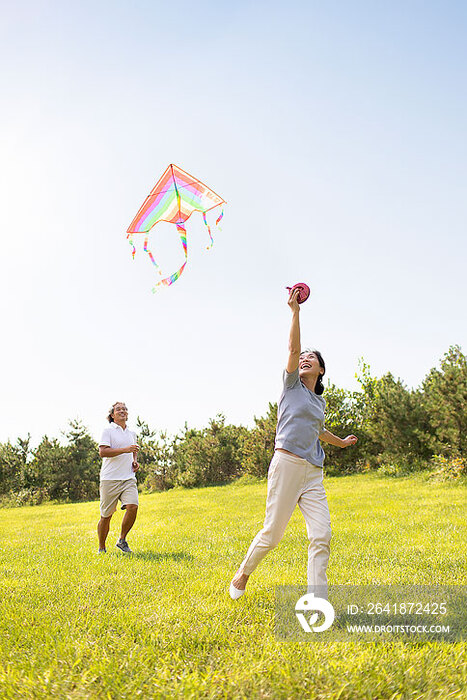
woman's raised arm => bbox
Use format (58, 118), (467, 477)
(286, 288), (301, 373)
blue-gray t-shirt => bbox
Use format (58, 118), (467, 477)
(274, 368), (326, 467)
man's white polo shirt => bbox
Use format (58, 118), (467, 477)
(99, 423), (137, 481)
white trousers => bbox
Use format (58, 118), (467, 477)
(240, 451), (332, 592)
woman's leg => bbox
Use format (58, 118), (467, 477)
(237, 452), (305, 578)
(297, 464), (332, 597)
(298, 465), (331, 598)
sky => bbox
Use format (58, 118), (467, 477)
(1, 0), (466, 445)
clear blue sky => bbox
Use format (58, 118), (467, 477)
(1, 0), (466, 444)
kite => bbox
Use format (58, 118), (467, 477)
(127, 164), (225, 290)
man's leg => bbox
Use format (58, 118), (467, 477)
(120, 504), (138, 540)
(97, 515), (112, 551)
(118, 480), (139, 543)
(98, 481), (119, 552)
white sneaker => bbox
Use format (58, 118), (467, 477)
(229, 582), (246, 600)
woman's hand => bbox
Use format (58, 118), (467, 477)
(288, 288), (300, 313)
(342, 435), (358, 448)
(319, 430), (358, 448)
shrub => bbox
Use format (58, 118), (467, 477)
(136, 418), (175, 492)
(172, 416), (246, 488)
(429, 455), (467, 482)
(241, 403), (277, 478)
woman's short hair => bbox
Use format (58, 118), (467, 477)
(301, 349), (326, 395)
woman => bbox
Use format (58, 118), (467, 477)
(229, 288), (357, 599)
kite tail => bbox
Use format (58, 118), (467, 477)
(152, 223), (188, 292)
(215, 209), (224, 227)
(202, 212), (214, 249)
(127, 233), (136, 259)
(144, 236), (159, 269)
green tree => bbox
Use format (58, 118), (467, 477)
(241, 402), (277, 478)
(64, 420), (100, 500)
(136, 417), (174, 491)
(352, 358), (433, 470)
(320, 383), (367, 474)
(31, 437), (71, 499)
(31, 421), (100, 501)
(420, 345), (467, 458)
(172, 415), (246, 488)
(0, 435), (32, 495)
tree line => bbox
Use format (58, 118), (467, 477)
(1, 345), (466, 506)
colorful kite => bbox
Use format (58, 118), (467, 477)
(127, 164), (225, 290)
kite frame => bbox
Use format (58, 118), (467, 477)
(127, 163), (226, 234)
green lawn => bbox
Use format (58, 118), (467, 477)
(1, 474), (466, 699)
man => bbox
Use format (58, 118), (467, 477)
(97, 401), (140, 554)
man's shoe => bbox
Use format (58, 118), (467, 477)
(116, 539), (132, 554)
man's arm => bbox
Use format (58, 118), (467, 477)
(286, 288), (301, 373)
(320, 429), (358, 448)
(98, 445), (139, 458)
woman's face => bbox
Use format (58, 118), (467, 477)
(299, 351), (323, 378)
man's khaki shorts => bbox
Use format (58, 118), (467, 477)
(99, 479), (139, 517)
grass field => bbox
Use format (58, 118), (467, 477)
(1, 473), (466, 699)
